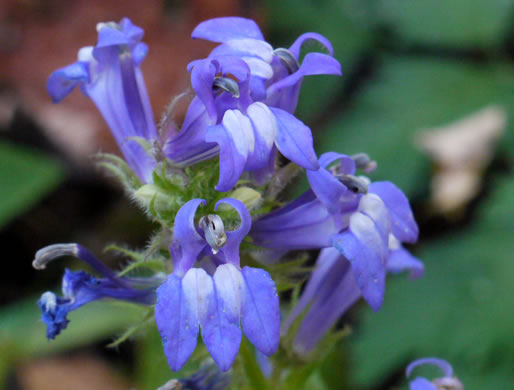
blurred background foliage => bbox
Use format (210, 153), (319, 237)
(0, 0), (512, 389)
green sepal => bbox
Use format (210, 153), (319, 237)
(95, 152), (142, 192)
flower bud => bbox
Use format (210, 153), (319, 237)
(133, 184), (173, 213)
(229, 187), (262, 210)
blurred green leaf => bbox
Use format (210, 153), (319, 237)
(0, 141), (65, 228)
(349, 177), (514, 389)
(317, 57), (513, 195)
(267, 0), (375, 122)
(376, 0), (513, 47)
(135, 325), (173, 389)
(134, 323), (208, 390)
(0, 295), (146, 386)
(0, 297), (146, 358)
(267, 0), (374, 61)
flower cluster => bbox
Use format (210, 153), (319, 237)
(36, 16), (424, 376)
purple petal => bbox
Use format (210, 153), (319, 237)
(293, 256), (361, 354)
(251, 145), (277, 185)
(270, 107), (319, 170)
(202, 264), (244, 371)
(282, 247), (344, 333)
(119, 17), (145, 43)
(268, 52), (341, 94)
(332, 212), (387, 311)
(240, 57), (273, 79)
(93, 19), (144, 64)
(251, 194), (343, 250)
(409, 378), (438, 390)
(406, 358), (454, 378)
(289, 32), (334, 58)
(388, 247), (425, 279)
(49, 18), (156, 183)
(165, 97), (218, 165)
(192, 17), (264, 42)
(171, 199), (207, 275)
(256, 350), (272, 378)
(215, 198), (251, 266)
(95, 25), (131, 48)
(82, 60), (157, 183)
(241, 267), (280, 356)
(155, 274), (200, 371)
(249, 76), (267, 101)
(119, 57), (154, 141)
(205, 110), (252, 191)
(190, 59), (218, 120)
(183, 268), (214, 326)
(38, 266), (157, 340)
(358, 194), (391, 244)
(214, 56), (251, 81)
(132, 42), (148, 65)
(210, 39), (274, 64)
(266, 53), (340, 113)
(319, 152), (355, 173)
(369, 181), (419, 243)
(307, 152), (356, 214)
(47, 62), (89, 103)
(246, 102), (277, 170)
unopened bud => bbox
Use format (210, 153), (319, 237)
(229, 187), (262, 210)
(134, 184), (173, 212)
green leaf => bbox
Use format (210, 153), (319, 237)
(96, 152), (141, 192)
(0, 141), (65, 228)
(240, 337), (270, 390)
(134, 324), (209, 390)
(376, 0), (513, 47)
(0, 294), (147, 386)
(267, 0), (374, 122)
(349, 177), (514, 389)
(317, 57), (514, 195)
(107, 308), (155, 348)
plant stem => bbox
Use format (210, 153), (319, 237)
(240, 337), (269, 390)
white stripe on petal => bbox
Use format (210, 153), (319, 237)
(223, 110), (255, 155)
(182, 268), (214, 325)
(222, 110), (251, 156)
(349, 212), (385, 259)
(358, 193), (391, 240)
(247, 102), (277, 150)
(242, 57), (273, 79)
(213, 264), (244, 320)
(225, 39), (274, 63)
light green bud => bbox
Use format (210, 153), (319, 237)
(228, 187), (262, 210)
(133, 184), (173, 212)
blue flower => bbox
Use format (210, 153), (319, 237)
(34, 243), (161, 339)
(164, 17), (342, 191)
(155, 198), (280, 372)
(47, 18), (158, 183)
(282, 246), (423, 354)
(192, 17), (341, 113)
(251, 152), (422, 311)
(406, 358), (464, 390)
